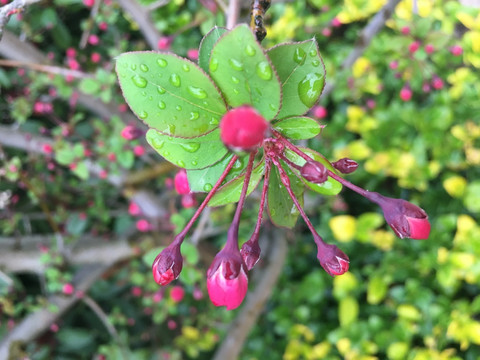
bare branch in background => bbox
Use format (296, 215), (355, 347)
(322, 0), (401, 98)
(116, 0), (162, 49)
(226, 0), (241, 29)
(0, 0), (42, 40)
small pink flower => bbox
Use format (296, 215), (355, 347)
(158, 36), (173, 50)
(193, 287), (203, 300)
(153, 291), (163, 302)
(400, 86), (412, 102)
(118, 104), (128, 112)
(220, 106), (269, 152)
(332, 158), (358, 174)
(83, 0), (94, 6)
(50, 323), (59, 332)
(331, 17), (342, 27)
(187, 49), (199, 61)
(66, 47), (76, 58)
(62, 283), (75, 295)
(131, 286), (142, 297)
(88, 34), (99, 45)
(99, 169), (108, 179)
(121, 125), (141, 140)
(67, 58), (80, 71)
(450, 45), (463, 56)
(174, 169), (190, 195)
(98, 22), (108, 31)
(389, 60), (399, 70)
(401, 26), (410, 35)
(152, 243), (183, 285)
(133, 145), (145, 156)
(167, 319), (177, 329)
(69, 162), (77, 170)
(207, 246), (248, 310)
(322, 28), (332, 37)
(431, 76), (444, 90)
(107, 153), (116, 162)
(181, 193), (196, 208)
(136, 219), (151, 232)
(128, 201), (141, 216)
(425, 44), (434, 54)
(170, 286), (185, 303)
(408, 41), (420, 54)
(312, 105), (327, 119)
(42, 143), (53, 154)
(91, 53), (101, 63)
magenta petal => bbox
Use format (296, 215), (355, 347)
(207, 264), (248, 310)
(407, 216), (431, 239)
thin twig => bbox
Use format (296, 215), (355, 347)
(0, 59), (95, 78)
(226, 0), (240, 29)
(0, 0), (42, 40)
(79, 0), (103, 49)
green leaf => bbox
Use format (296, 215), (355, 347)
(208, 24), (281, 120)
(268, 40), (326, 118)
(146, 128), (228, 169)
(66, 213), (88, 236)
(339, 296), (359, 327)
(208, 159), (265, 207)
(117, 150), (135, 169)
(79, 78), (101, 94)
(367, 276), (388, 305)
(143, 247), (164, 267)
(187, 153), (249, 193)
(284, 147), (342, 195)
(116, 52), (227, 138)
(72, 161), (89, 180)
(273, 116), (322, 140)
(182, 242), (199, 265)
(267, 160), (304, 228)
(198, 26), (228, 73)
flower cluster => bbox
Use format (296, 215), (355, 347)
(116, 24), (430, 311)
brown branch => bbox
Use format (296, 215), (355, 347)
(116, 0), (162, 49)
(0, 0), (42, 40)
(322, 0), (401, 98)
(226, 0), (241, 29)
(212, 228), (288, 360)
(0, 59), (93, 79)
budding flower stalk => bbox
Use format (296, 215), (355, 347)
(152, 243), (183, 286)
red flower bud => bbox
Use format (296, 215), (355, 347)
(152, 243), (183, 286)
(332, 158), (358, 174)
(240, 236), (261, 271)
(317, 243), (350, 276)
(370, 193), (430, 239)
(207, 246), (248, 310)
(300, 160), (327, 184)
(219, 106), (269, 152)
(174, 169), (190, 195)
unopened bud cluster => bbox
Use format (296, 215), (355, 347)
(149, 105), (430, 311)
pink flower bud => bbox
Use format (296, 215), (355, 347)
(42, 143), (53, 154)
(450, 45), (463, 56)
(317, 242), (349, 276)
(400, 86), (412, 102)
(98, 22), (108, 31)
(66, 47), (76, 58)
(136, 219), (151, 232)
(167, 319), (177, 329)
(91, 53), (101, 63)
(157, 36), (173, 50)
(83, 0), (94, 6)
(133, 145), (145, 156)
(300, 160), (327, 184)
(389, 60), (399, 70)
(322, 28), (332, 37)
(331, 17), (342, 27)
(240, 236), (261, 271)
(193, 287), (203, 300)
(174, 169), (190, 195)
(332, 158), (358, 174)
(187, 49), (199, 61)
(152, 243), (183, 286)
(219, 106), (269, 152)
(424, 44), (434, 54)
(408, 41), (420, 54)
(431, 76), (444, 90)
(181, 193), (196, 208)
(401, 26), (410, 35)
(62, 283), (75, 295)
(88, 34), (99, 46)
(207, 246), (248, 310)
(170, 286), (185, 303)
(312, 105), (328, 119)
(370, 193), (430, 239)
(131, 286), (142, 297)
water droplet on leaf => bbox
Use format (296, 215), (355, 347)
(245, 45), (256, 56)
(229, 58), (244, 71)
(231, 76), (240, 84)
(312, 60), (320, 67)
(190, 112), (199, 120)
(180, 143), (200, 153)
(293, 48), (306, 65)
(256, 61), (272, 80)
(157, 86), (166, 94)
(138, 111), (148, 119)
(298, 73), (323, 108)
(169, 74), (181, 87)
(151, 138), (164, 149)
(191, 160), (198, 166)
(158, 101), (166, 109)
(177, 160), (186, 167)
(187, 86), (207, 99)
(132, 75), (147, 88)
(176, 105), (182, 111)
(182, 64), (190, 72)
(140, 64), (149, 72)
(309, 49), (317, 57)
(130, 64), (137, 71)
(210, 58), (219, 72)
(157, 58), (168, 67)
(203, 183), (213, 191)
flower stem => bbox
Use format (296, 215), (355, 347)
(326, 170), (377, 201)
(273, 130), (312, 162)
(173, 155), (238, 246)
(226, 151), (257, 249)
(270, 156), (326, 249)
(250, 157), (272, 241)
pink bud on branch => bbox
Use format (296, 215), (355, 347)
(315, 239), (350, 276)
(152, 243), (183, 286)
